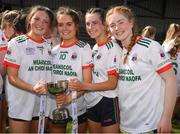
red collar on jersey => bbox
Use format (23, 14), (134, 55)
(60, 39), (80, 48)
(26, 34), (44, 44)
(135, 35), (143, 44)
(98, 38), (112, 47)
(123, 35), (143, 50)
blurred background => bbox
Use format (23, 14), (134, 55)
(0, 0), (180, 45)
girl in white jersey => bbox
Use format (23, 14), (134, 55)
(106, 6), (177, 133)
(0, 10), (19, 132)
(49, 7), (93, 133)
(69, 8), (121, 133)
(4, 5), (55, 133)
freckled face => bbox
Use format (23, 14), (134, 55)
(29, 11), (50, 37)
(85, 13), (105, 39)
(107, 12), (133, 45)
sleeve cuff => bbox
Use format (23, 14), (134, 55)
(108, 69), (119, 78)
(82, 63), (94, 70)
(156, 63), (173, 74)
(4, 60), (20, 69)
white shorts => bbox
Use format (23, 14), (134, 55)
(6, 82), (52, 121)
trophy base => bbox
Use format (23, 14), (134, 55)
(52, 116), (72, 125)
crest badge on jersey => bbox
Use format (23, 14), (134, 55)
(26, 47), (35, 55)
(48, 49), (52, 55)
(96, 53), (102, 60)
(71, 52), (77, 60)
(2, 36), (5, 41)
(7, 47), (12, 55)
(131, 53), (137, 62)
(114, 57), (116, 63)
(159, 49), (165, 59)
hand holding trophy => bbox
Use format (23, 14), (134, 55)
(47, 80), (70, 124)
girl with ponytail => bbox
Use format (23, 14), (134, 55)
(106, 5), (177, 133)
(141, 25), (156, 40)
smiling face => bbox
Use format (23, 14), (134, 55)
(107, 12), (133, 46)
(57, 14), (77, 43)
(29, 10), (50, 38)
(4, 22), (15, 39)
(85, 13), (106, 40)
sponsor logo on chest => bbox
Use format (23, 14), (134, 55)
(26, 47), (35, 55)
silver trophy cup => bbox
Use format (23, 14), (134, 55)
(47, 80), (70, 124)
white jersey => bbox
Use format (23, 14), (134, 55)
(4, 35), (52, 121)
(118, 37), (172, 133)
(0, 30), (8, 94)
(51, 40), (93, 116)
(85, 39), (122, 108)
(171, 50), (180, 96)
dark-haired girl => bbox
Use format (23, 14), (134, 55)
(4, 5), (55, 133)
(49, 7), (93, 133)
(69, 8), (121, 133)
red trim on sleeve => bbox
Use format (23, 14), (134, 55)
(108, 69), (119, 78)
(0, 46), (7, 51)
(82, 63), (94, 69)
(4, 61), (20, 69)
(156, 63), (173, 74)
